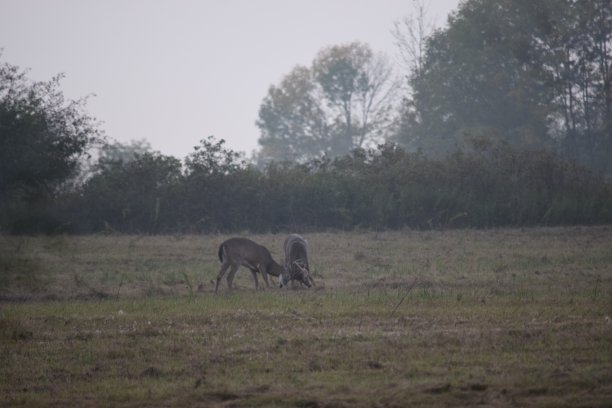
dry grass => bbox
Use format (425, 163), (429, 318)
(1, 227), (611, 407)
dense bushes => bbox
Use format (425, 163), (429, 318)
(35, 141), (611, 234)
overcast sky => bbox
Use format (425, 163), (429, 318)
(1, 0), (461, 159)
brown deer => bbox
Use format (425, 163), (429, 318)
(215, 237), (285, 293)
(279, 234), (314, 288)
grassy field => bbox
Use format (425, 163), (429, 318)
(1, 227), (611, 407)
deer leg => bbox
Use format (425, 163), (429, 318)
(257, 264), (270, 288)
(261, 268), (271, 288)
(215, 262), (232, 293)
(249, 268), (260, 290)
(226, 263), (240, 290)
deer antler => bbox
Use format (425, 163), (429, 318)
(293, 260), (315, 287)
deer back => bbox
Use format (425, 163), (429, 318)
(284, 234), (309, 270)
(219, 237), (272, 264)
(219, 238), (283, 277)
(280, 234), (313, 287)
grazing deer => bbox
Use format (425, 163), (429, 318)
(279, 234), (314, 288)
(215, 238), (285, 293)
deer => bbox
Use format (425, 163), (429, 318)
(215, 237), (285, 293)
(279, 234), (315, 288)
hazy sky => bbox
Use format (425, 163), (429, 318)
(0, 0), (461, 159)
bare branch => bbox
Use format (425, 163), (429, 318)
(392, 0), (436, 78)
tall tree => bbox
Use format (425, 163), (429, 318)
(0, 57), (100, 231)
(256, 42), (398, 164)
(256, 67), (329, 162)
(395, 0), (612, 173)
(540, 0), (612, 169)
(396, 0), (553, 156)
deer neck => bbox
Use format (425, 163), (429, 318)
(266, 261), (283, 277)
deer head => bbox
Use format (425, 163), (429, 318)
(280, 234), (315, 288)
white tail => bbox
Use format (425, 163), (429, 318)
(279, 234), (314, 288)
(215, 238), (285, 293)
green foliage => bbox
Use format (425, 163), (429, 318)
(4, 126), (612, 234)
(23, 142), (612, 233)
(182, 136), (256, 232)
(249, 142), (612, 230)
(396, 0), (612, 174)
(0, 57), (100, 233)
(75, 151), (182, 233)
(256, 42), (397, 164)
(184, 135), (245, 176)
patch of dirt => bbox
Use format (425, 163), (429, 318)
(424, 383), (452, 394)
(140, 366), (162, 378)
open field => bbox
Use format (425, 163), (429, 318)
(1, 227), (611, 407)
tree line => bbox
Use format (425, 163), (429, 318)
(4, 134), (611, 234)
(1, 0), (612, 234)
